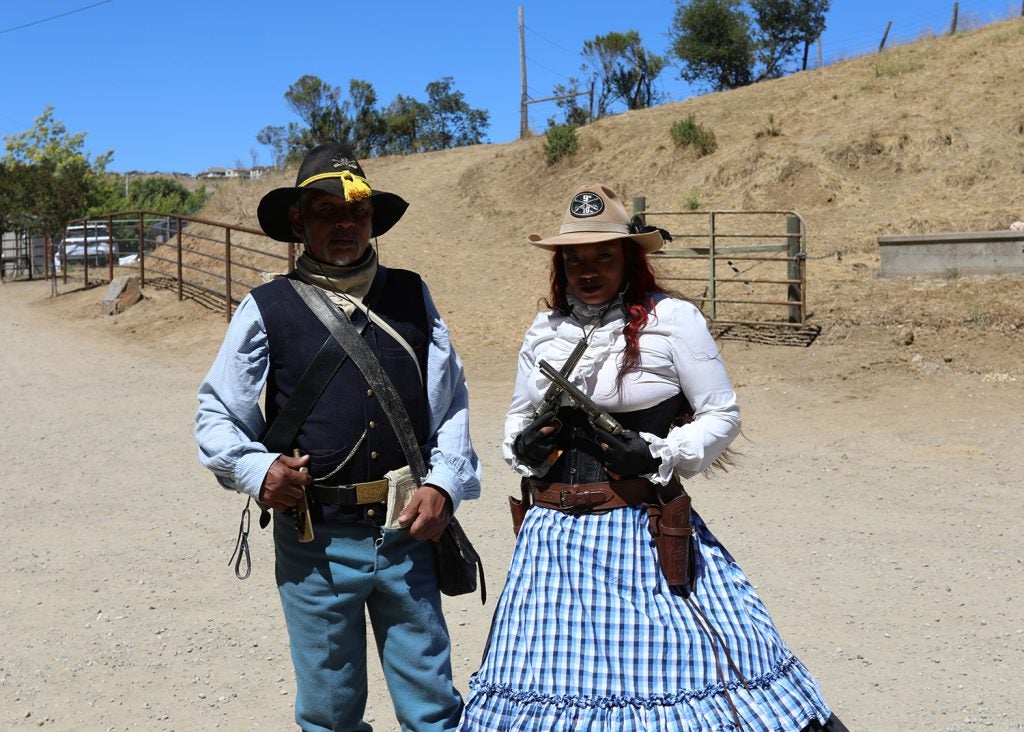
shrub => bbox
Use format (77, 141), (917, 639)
(756, 114), (782, 139)
(543, 125), (579, 165)
(670, 115), (717, 157)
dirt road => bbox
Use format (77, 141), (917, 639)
(1, 278), (1021, 731)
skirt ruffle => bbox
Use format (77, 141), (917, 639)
(459, 506), (833, 732)
(465, 652), (829, 731)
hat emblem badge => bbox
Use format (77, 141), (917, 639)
(331, 156), (357, 169)
(569, 191), (604, 218)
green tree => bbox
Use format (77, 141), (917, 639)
(751, 0), (829, 76)
(0, 163), (15, 235)
(344, 80), (386, 158)
(381, 94), (430, 155)
(256, 125), (289, 168)
(582, 31), (666, 117)
(420, 77), (490, 151)
(669, 0), (755, 91)
(259, 75), (489, 160)
(3, 159), (88, 242)
(256, 75), (354, 163)
(127, 177), (206, 215)
(284, 74), (349, 147)
(549, 78), (591, 128)
(2, 106), (107, 240)
(669, 0), (830, 89)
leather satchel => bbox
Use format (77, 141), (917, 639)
(435, 515), (486, 601)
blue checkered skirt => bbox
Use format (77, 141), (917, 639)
(459, 506), (833, 731)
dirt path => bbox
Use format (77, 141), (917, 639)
(1, 278), (1021, 731)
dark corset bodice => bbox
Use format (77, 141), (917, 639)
(546, 391), (691, 484)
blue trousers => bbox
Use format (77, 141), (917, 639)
(274, 516), (463, 732)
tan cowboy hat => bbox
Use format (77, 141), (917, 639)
(528, 183), (666, 252)
(257, 142), (408, 242)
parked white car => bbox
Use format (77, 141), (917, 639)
(57, 222), (118, 269)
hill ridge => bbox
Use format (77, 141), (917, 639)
(193, 18), (1024, 373)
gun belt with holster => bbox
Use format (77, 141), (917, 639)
(511, 477), (695, 591)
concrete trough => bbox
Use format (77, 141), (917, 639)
(877, 231), (1024, 277)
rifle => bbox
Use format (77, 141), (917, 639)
(537, 359), (624, 436)
(533, 338), (588, 418)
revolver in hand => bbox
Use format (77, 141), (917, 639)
(536, 359), (624, 436)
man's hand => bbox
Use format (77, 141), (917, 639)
(398, 485), (451, 542)
(512, 408), (561, 467)
(259, 453), (311, 511)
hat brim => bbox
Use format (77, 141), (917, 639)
(528, 229), (665, 253)
(257, 182), (409, 243)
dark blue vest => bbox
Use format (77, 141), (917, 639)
(251, 267), (430, 497)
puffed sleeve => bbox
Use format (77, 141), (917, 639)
(502, 313), (554, 477)
(642, 300), (741, 482)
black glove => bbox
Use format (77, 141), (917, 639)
(512, 409), (561, 468)
(594, 427), (661, 477)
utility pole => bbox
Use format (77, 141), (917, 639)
(519, 6), (528, 139)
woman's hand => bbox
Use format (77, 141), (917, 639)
(595, 427), (661, 477)
(512, 408), (562, 467)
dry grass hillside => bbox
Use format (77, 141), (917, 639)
(195, 18), (1024, 376)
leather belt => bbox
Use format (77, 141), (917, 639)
(528, 478), (660, 513)
(309, 479), (389, 506)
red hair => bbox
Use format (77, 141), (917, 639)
(546, 240), (665, 388)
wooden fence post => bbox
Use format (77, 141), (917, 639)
(224, 229), (233, 322)
(708, 212), (717, 320)
(137, 213), (146, 288)
(107, 213), (115, 281)
(632, 196), (646, 226)
(879, 20), (892, 51)
(176, 216), (184, 302)
(786, 214), (803, 323)
(949, 2), (959, 35)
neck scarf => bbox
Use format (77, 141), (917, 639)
(294, 249), (377, 315)
(567, 292), (626, 326)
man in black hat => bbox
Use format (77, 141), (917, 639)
(195, 142), (481, 731)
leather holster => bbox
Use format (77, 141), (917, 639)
(509, 477), (532, 536)
(646, 493), (694, 589)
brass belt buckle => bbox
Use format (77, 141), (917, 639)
(558, 489), (574, 509)
(355, 480), (387, 504)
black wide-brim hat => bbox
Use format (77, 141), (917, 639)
(257, 142), (409, 242)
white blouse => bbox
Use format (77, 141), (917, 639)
(503, 296), (741, 485)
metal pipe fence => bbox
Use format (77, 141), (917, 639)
(633, 199), (808, 326)
(15, 205), (810, 331)
(49, 211), (294, 318)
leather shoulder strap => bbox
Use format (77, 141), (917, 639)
(288, 278), (428, 481)
(261, 336), (345, 452)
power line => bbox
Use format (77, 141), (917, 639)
(524, 25), (580, 58)
(0, 0), (114, 36)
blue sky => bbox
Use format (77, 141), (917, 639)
(1, 0), (1019, 174)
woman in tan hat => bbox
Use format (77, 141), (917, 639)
(458, 184), (846, 731)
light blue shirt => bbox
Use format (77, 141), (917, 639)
(194, 281), (481, 511)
